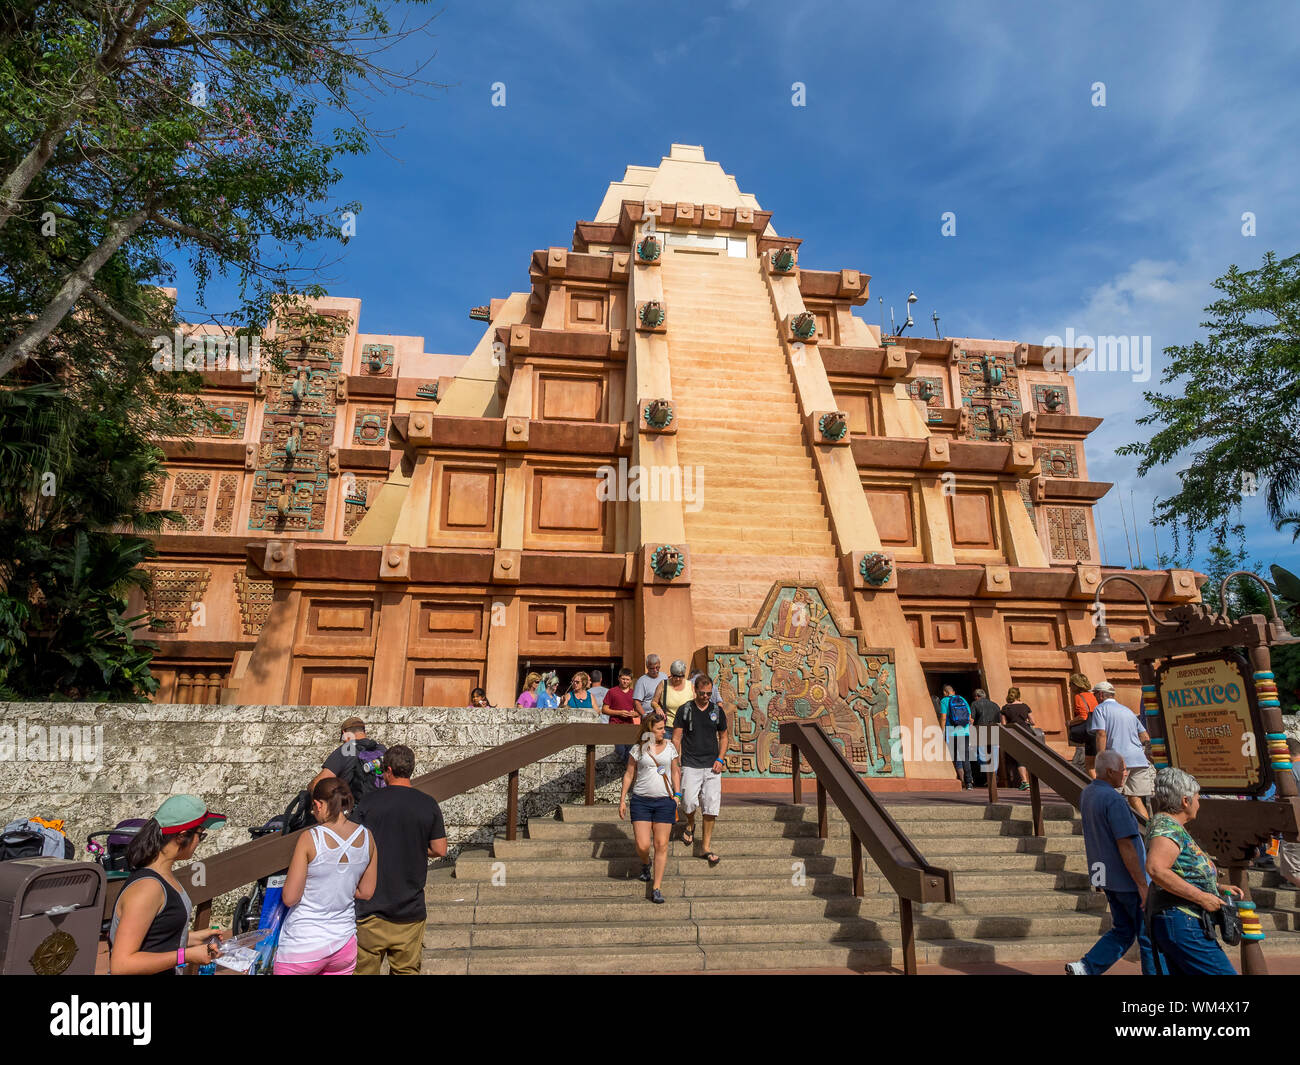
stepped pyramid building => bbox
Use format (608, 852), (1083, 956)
(137, 145), (1202, 789)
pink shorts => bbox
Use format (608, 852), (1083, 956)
(273, 935), (357, 975)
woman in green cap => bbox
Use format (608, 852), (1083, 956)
(108, 794), (228, 975)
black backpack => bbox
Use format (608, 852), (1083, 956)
(347, 738), (387, 801)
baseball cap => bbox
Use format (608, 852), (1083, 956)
(154, 794), (226, 836)
(1093, 680), (1115, 695)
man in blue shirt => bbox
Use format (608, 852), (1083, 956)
(1089, 680), (1153, 819)
(1066, 749), (1162, 975)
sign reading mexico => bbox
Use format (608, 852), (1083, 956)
(1159, 655), (1263, 794)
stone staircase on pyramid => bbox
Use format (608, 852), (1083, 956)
(660, 253), (854, 649)
(418, 797), (1300, 973)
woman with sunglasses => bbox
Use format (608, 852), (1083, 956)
(618, 711), (681, 904)
(108, 794), (228, 975)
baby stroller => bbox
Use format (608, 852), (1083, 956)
(231, 789), (313, 935)
(85, 818), (146, 933)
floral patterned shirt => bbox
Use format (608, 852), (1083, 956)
(1145, 813), (1220, 918)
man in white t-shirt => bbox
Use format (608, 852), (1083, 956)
(1088, 681), (1153, 819)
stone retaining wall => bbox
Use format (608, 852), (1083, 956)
(0, 703), (626, 863)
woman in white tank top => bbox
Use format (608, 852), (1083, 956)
(274, 777), (378, 975)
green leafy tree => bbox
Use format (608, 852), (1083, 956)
(0, 364), (193, 699)
(0, 0), (439, 376)
(1117, 251), (1300, 550)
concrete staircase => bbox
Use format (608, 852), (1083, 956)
(659, 253), (853, 647)
(420, 799), (1300, 973)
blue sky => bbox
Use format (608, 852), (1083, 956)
(182, 0), (1300, 574)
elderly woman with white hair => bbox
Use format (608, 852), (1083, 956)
(1144, 766), (1242, 975)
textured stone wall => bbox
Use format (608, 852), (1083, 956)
(0, 703), (625, 864)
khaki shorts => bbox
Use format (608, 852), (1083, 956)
(681, 765), (722, 817)
(1121, 764), (1155, 798)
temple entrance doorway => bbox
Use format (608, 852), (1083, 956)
(924, 668), (984, 712)
(515, 658), (620, 710)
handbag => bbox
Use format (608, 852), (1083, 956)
(1211, 899), (1243, 946)
(1068, 720), (1090, 746)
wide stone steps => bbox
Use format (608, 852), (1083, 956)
(426, 797), (1300, 973)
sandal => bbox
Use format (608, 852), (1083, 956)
(681, 828), (694, 846)
(705, 852), (721, 867)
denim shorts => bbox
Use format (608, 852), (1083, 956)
(629, 794), (677, 824)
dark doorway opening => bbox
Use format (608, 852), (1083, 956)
(924, 668), (985, 712)
(515, 658), (619, 708)
(924, 667), (1005, 787)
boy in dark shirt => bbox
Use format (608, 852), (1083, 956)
(672, 675), (728, 866)
(353, 745), (448, 975)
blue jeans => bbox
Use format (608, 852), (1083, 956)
(1151, 907), (1239, 975)
(1082, 890), (1162, 975)
(947, 729), (972, 786)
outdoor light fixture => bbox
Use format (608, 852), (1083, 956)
(1219, 571), (1299, 646)
(1063, 574), (1179, 655)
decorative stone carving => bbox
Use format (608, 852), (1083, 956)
(145, 566), (211, 633)
(709, 584), (902, 779)
(1046, 505), (1091, 561)
(959, 346), (1021, 442)
(361, 342), (395, 376)
(353, 408), (389, 447)
(910, 377), (942, 405)
(167, 472), (211, 530)
(212, 473), (239, 533)
(233, 571), (274, 635)
(643, 398), (674, 430)
(859, 551), (893, 586)
(1033, 384), (1069, 413)
(191, 400), (248, 440)
(635, 234), (662, 264)
(637, 300), (666, 330)
(1035, 442), (1079, 478)
(469, 305), (491, 321)
(771, 246), (796, 273)
(650, 544), (685, 580)
(790, 311), (817, 341)
(818, 411), (849, 442)
(342, 477), (381, 536)
(250, 311), (346, 533)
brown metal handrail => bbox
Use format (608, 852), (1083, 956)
(781, 720), (956, 975)
(987, 722), (1093, 834)
(164, 721), (640, 931)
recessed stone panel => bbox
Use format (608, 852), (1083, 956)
(532, 471), (603, 533)
(442, 466), (497, 530)
(298, 666), (368, 706)
(931, 615), (969, 648)
(949, 489), (997, 549)
(1005, 616), (1062, 649)
(537, 375), (604, 422)
(409, 668), (479, 707)
(864, 486), (915, 547)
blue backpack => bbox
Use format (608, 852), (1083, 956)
(945, 695), (971, 727)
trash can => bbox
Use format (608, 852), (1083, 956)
(0, 858), (106, 974)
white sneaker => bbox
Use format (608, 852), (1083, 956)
(1064, 960), (1088, 975)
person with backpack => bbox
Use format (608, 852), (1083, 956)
(107, 795), (228, 975)
(311, 716), (387, 806)
(939, 685), (973, 789)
